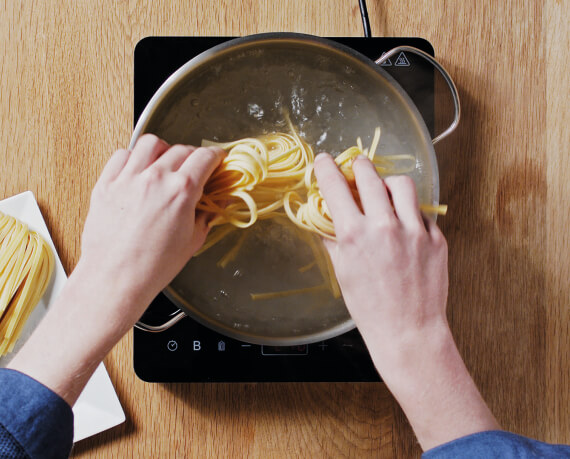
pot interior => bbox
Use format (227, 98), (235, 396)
(134, 35), (439, 345)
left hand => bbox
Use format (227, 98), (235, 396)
(9, 134), (225, 406)
(79, 134), (225, 316)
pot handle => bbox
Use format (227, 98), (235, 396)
(375, 46), (461, 145)
(135, 309), (186, 332)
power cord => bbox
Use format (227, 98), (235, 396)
(358, 0), (372, 37)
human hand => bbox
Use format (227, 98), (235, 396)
(314, 153), (449, 361)
(314, 153), (499, 450)
(78, 134), (225, 321)
(9, 134), (225, 405)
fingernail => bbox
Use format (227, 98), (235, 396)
(208, 146), (227, 156)
(315, 152), (329, 162)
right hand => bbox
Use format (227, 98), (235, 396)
(313, 153), (449, 363)
(314, 153), (499, 451)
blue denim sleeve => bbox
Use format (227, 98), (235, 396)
(422, 430), (570, 458)
(0, 368), (73, 459)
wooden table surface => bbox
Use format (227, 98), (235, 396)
(1, 0), (568, 457)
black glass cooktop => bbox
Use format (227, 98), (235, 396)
(133, 36), (434, 383)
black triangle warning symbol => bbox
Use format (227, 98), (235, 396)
(394, 52), (410, 67)
(379, 52), (392, 66)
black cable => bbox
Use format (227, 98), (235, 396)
(358, 0), (372, 37)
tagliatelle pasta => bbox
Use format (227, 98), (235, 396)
(195, 120), (446, 301)
(0, 212), (54, 356)
(199, 122), (314, 230)
(198, 120), (445, 241)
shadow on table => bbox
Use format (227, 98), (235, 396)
(435, 70), (547, 439)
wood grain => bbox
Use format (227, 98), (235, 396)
(545, 0), (570, 444)
(0, 0), (568, 457)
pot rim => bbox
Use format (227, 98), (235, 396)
(163, 287), (356, 346)
(131, 32), (440, 345)
(130, 32), (433, 151)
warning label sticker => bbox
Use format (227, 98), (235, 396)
(379, 52), (392, 66)
(394, 52), (411, 67)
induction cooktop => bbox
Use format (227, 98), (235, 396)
(133, 36), (434, 383)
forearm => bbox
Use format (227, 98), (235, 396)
(366, 321), (500, 451)
(7, 260), (145, 406)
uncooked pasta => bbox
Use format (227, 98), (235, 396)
(0, 212), (54, 356)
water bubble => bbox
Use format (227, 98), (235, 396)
(291, 88), (304, 116)
(247, 103), (264, 120)
(316, 131), (327, 146)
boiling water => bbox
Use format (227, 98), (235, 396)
(169, 220), (348, 339)
(144, 40), (438, 340)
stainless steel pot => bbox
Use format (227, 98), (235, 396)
(130, 33), (460, 345)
